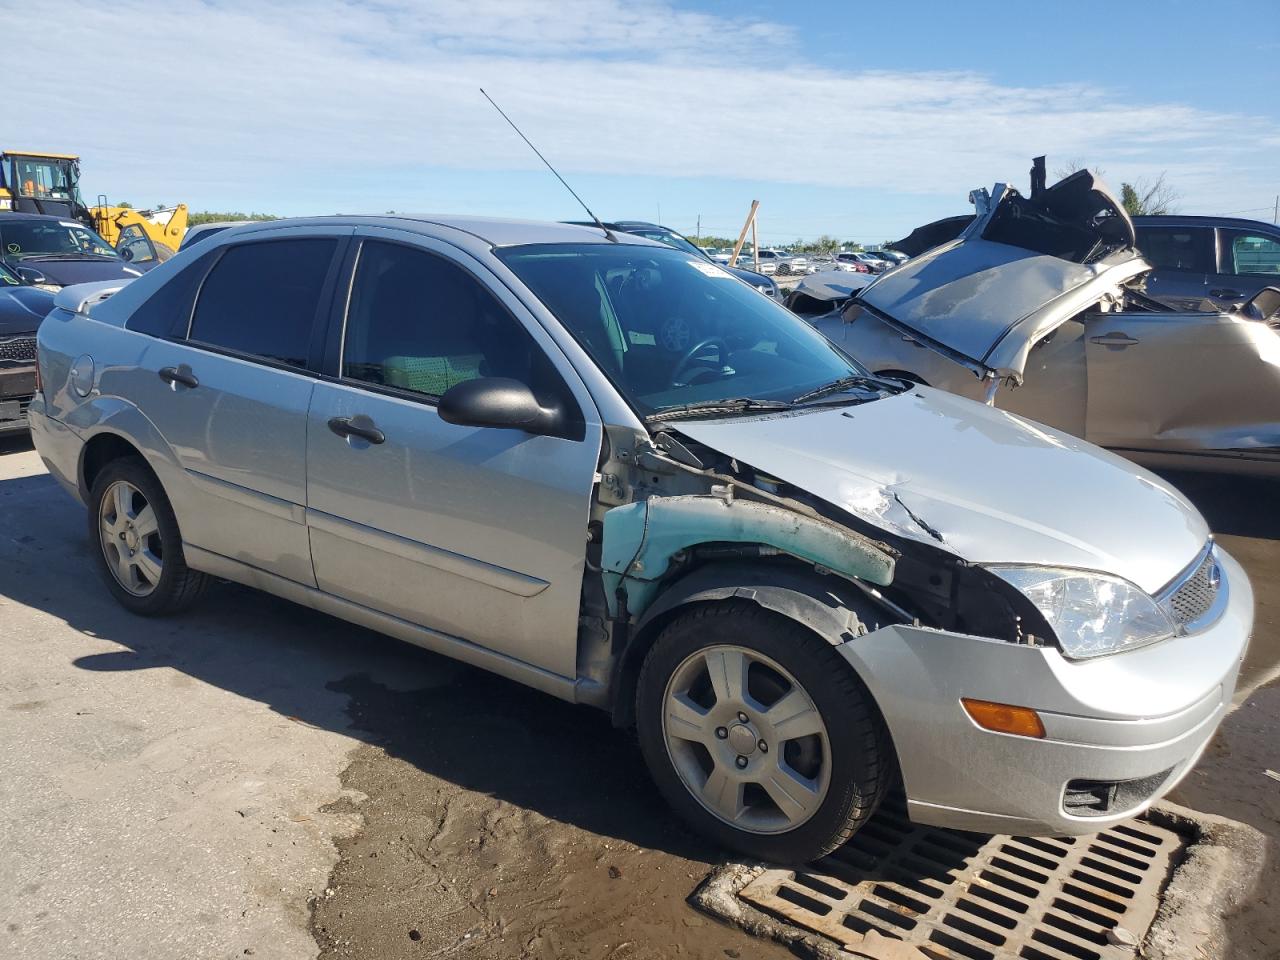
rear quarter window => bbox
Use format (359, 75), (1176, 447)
(126, 250), (220, 337)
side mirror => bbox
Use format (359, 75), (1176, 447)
(438, 377), (563, 435)
(14, 266), (46, 286)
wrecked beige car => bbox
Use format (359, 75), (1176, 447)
(799, 171), (1280, 476)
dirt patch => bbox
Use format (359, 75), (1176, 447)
(309, 670), (792, 959)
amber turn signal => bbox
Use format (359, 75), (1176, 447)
(961, 698), (1046, 739)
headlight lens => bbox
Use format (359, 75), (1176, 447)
(989, 566), (1174, 659)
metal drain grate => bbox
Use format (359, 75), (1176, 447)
(737, 807), (1184, 960)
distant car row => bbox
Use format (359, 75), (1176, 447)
(703, 247), (907, 276)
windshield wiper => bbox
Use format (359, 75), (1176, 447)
(791, 374), (900, 405)
(646, 397), (794, 423)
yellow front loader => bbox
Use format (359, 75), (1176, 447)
(0, 150), (187, 254)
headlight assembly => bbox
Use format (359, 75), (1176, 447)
(988, 566), (1175, 659)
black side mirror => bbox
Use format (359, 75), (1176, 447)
(438, 377), (563, 435)
(14, 266), (46, 286)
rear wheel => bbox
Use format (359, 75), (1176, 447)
(88, 457), (209, 615)
(636, 600), (892, 863)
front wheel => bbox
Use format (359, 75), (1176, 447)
(636, 600), (892, 863)
(88, 457), (210, 615)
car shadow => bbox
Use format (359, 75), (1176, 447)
(0, 457), (719, 863)
(1156, 469), (1280, 541)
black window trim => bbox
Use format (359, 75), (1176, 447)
(318, 235), (587, 437)
(178, 235), (350, 376)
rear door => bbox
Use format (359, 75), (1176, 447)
(304, 230), (602, 678)
(1135, 224), (1214, 309)
(122, 231), (348, 584)
(1083, 306), (1280, 463)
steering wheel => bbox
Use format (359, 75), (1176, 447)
(670, 337), (727, 386)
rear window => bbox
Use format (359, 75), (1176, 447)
(188, 239), (336, 367)
(1135, 227), (1214, 273)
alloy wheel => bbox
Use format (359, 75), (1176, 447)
(662, 645), (831, 834)
(98, 480), (163, 597)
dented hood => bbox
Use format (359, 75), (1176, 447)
(676, 389), (1207, 595)
(856, 173), (1145, 380)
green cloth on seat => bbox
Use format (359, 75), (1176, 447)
(383, 354), (484, 396)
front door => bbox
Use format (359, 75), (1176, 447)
(305, 233), (602, 678)
(1083, 307), (1280, 466)
(125, 234), (345, 585)
(1208, 227), (1280, 309)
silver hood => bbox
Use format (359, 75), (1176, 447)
(675, 388), (1207, 595)
(857, 171), (1146, 381)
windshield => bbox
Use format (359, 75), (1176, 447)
(619, 227), (709, 261)
(0, 219), (118, 259)
(498, 243), (869, 418)
(7, 156), (79, 201)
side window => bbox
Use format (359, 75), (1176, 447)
(342, 240), (564, 402)
(1221, 230), (1280, 277)
(1135, 227), (1214, 273)
(189, 239), (336, 367)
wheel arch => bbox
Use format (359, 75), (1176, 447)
(610, 560), (894, 729)
(73, 399), (184, 503)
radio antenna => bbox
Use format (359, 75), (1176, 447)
(480, 88), (617, 242)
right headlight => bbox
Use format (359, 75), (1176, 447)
(988, 565), (1175, 659)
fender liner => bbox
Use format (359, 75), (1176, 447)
(611, 560), (898, 726)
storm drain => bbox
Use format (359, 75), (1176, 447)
(733, 807), (1183, 960)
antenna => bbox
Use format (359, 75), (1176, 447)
(480, 88), (617, 242)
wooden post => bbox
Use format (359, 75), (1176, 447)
(728, 200), (760, 267)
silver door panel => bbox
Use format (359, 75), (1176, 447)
(116, 336), (316, 584)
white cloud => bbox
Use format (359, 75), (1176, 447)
(6, 0), (1275, 220)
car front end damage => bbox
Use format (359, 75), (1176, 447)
(584, 396), (1251, 839)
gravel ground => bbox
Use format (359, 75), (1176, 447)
(1, 434), (1276, 960)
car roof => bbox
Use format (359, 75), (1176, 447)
(1132, 215), (1280, 232)
(0, 212), (82, 223)
(224, 215), (648, 249)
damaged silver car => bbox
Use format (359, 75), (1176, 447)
(31, 217), (1252, 863)
(794, 170), (1280, 477)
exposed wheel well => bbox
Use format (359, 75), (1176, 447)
(80, 433), (149, 499)
(609, 561), (892, 729)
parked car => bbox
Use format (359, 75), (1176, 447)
(32, 216), (1251, 862)
(836, 251), (889, 273)
(0, 259), (55, 434)
(177, 220), (254, 252)
(771, 252), (810, 277)
(1133, 216), (1280, 312)
(567, 221), (779, 299)
(0, 213), (155, 291)
(802, 171), (1280, 477)
(866, 249), (908, 266)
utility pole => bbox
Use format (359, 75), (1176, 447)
(1274, 195), (1278, 225)
(696, 214), (701, 240)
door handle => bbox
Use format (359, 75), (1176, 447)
(1089, 333), (1139, 348)
(158, 365), (199, 389)
(1210, 288), (1241, 300)
(327, 415), (385, 445)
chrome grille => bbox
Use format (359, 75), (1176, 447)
(1163, 547), (1220, 627)
(0, 336), (37, 363)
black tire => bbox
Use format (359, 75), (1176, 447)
(636, 600), (893, 863)
(87, 456), (209, 616)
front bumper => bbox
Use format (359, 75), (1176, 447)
(838, 547), (1253, 836)
(0, 365), (36, 434)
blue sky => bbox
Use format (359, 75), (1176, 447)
(7, 0), (1278, 243)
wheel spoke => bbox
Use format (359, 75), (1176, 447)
(765, 688), (825, 742)
(760, 761), (823, 825)
(702, 766), (744, 822)
(100, 515), (119, 542)
(132, 504), (159, 540)
(116, 550), (138, 590)
(665, 692), (713, 742)
(112, 482), (134, 522)
(134, 549), (162, 586)
(704, 648), (750, 708)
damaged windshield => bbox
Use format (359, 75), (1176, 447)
(498, 243), (878, 418)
